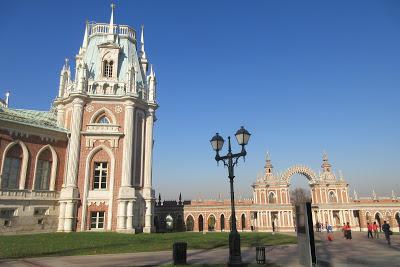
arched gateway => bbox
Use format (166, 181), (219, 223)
(251, 153), (353, 232)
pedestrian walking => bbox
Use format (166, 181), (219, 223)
(327, 224), (333, 233)
(367, 222), (373, 238)
(316, 222), (320, 232)
(382, 220), (392, 245)
(373, 222), (379, 238)
(344, 222), (352, 240)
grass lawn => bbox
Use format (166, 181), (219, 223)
(0, 232), (296, 259)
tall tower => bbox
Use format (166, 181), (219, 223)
(54, 4), (158, 233)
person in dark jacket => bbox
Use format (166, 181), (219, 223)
(381, 220), (392, 245)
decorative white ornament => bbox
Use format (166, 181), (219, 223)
(85, 104), (94, 112)
(115, 105), (122, 113)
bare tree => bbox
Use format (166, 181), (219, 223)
(290, 187), (312, 204)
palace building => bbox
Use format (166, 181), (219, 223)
(155, 153), (400, 233)
(0, 5), (158, 234)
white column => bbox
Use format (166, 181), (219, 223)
(260, 212), (264, 227)
(277, 211), (281, 227)
(57, 202), (66, 232)
(63, 201), (75, 232)
(56, 104), (65, 128)
(257, 212), (260, 228)
(126, 201), (133, 230)
(65, 98), (84, 187)
(121, 102), (135, 187)
(117, 200), (127, 230)
(143, 109), (155, 233)
(268, 211), (272, 228)
(339, 210), (344, 225)
(62, 98), (84, 232)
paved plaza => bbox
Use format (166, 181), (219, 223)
(0, 232), (399, 267)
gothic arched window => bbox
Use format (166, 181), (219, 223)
(103, 60), (113, 78)
(1, 144), (23, 189)
(34, 148), (52, 190)
(329, 191), (337, 203)
(268, 192), (276, 204)
(96, 115), (110, 124)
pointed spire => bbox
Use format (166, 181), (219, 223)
(150, 64), (154, 77)
(338, 170), (344, 181)
(140, 24), (146, 59)
(4, 91), (10, 108)
(158, 193), (161, 204)
(82, 20), (89, 49)
(63, 58), (69, 72)
(264, 151), (273, 174)
(107, 3), (115, 42)
(392, 190), (396, 200)
(372, 189), (377, 200)
(353, 190), (358, 201)
(179, 192), (182, 203)
(321, 150), (332, 172)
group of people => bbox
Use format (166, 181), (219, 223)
(367, 221), (393, 245)
(315, 220), (393, 245)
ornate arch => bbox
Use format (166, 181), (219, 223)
(32, 145), (58, 191)
(0, 140), (29, 190)
(89, 107), (117, 124)
(281, 165), (317, 184)
(81, 145), (115, 231)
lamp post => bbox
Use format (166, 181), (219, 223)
(210, 126), (251, 266)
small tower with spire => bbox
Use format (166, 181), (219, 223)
(321, 151), (332, 173)
(264, 151), (273, 174)
(372, 189), (377, 201)
(139, 25), (149, 76)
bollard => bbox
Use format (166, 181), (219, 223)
(173, 242), (187, 265)
(256, 246), (266, 264)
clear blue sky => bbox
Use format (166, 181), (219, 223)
(1, 0), (399, 200)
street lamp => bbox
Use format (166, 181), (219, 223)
(210, 126), (251, 266)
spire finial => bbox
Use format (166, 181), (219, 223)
(338, 170), (344, 181)
(323, 150), (328, 161)
(107, 3), (115, 41)
(4, 91), (10, 108)
(140, 24), (146, 59)
(353, 190), (358, 200)
(266, 151), (270, 161)
(82, 20), (89, 49)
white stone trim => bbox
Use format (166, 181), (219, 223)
(0, 140), (29, 190)
(89, 107), (117, 124)
(32, 145), (58, 191)
(81, 145), (115, 231)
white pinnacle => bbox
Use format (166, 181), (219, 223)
(140, 25), (146, 59)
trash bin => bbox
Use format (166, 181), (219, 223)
(173, 242), (187, 265)
(256, 246), (266, 264)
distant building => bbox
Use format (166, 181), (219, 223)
(0, 5), (158, 234)
(155, 153), (400, 233)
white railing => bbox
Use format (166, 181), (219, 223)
(89, 23), (136, 40)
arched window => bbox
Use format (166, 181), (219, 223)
(96, 115), (110, 124)
(241, 214), (246, 230)
(1, 145), (23, 189)
(208, 215), (216, 231)
(34, 149), (52, 190)
(220, 214), (225, 231)
(93, 162), (108, 189)
(103, 60), (113, 78)
(329, 191), (337, 203)
(198, 215), (204, 232)
(268, 192), (276, 204)
(186, 215), (194, 231)
(166, 215), (173, 230)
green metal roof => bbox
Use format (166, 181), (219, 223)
(0, 106), (67, 132)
